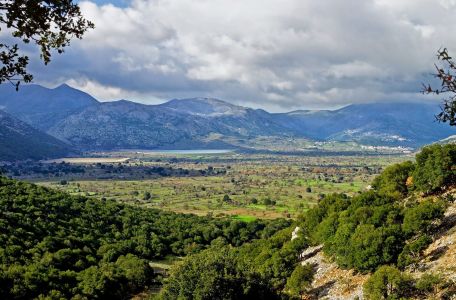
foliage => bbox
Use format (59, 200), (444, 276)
(159, 247), (275, 300)
(397, 235), (432, 269)
(372, 161), (414, 198)
(299, 145), (452, 272)
(415, 273), (444, 295)
(363, 266), (413, 300)
(423, 48), (456, 125)
(370, 144), (456, 196)
(413, 144), (456, 193)
(0, 176), (288, 299)
(402, 199), (446, 236)
(0, 0), (93, 88)
(159, 227), (309, 299)
(285, 263), (314, 298)
(143, 191), (151, 200)
(300, 189), (446, 272)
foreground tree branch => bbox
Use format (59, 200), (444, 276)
(422, 48), (456, 126)
(0, 0), (94, 90)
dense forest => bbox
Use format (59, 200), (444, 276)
(0, 144), (455, 299)
(0, 178), (289, 299)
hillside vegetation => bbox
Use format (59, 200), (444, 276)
(0, 144), (454, 299)
(158, 144), (456, 299)
(0, 178), (289, 299)
(0, 110), (73, 160)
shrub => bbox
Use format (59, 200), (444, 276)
(285, 264), (314, 298)
(416, 273), (444, 295)
(363, 266), (413, 300)
(143, 191), (151, 200)
(372, 161), (415, 198)
(413, 144), (456, 194)
(397, 235), (432, 269)
(402, 200), (446, 236)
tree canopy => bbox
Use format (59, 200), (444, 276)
(0, 0), (93, 89)
(0, 176), (289, 299)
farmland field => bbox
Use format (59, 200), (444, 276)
(34, 152), (411, 219)
(45, 157), (130, 163)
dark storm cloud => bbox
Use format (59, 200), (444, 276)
(23, 0), (456, 111)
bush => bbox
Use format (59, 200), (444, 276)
(263, 198), (276, 206)
(416, 273), (443, 295)
(285, 264), (314, 298)
(159, 247), (276, 300)
(413, 144), (456, 194)
(143, 191), (151, 200)
(363, 266), (413, 300)
(372, 161), (415, 198)
(402, 200), (446, 236)
(397, 235), (432, 269)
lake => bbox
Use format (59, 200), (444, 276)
(128, 149), (234, 155)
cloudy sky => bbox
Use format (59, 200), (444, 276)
(24, 0), (456, 111)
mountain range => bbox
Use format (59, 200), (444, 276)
(0, 83), (455, 158)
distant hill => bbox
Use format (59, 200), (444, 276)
(0, 110), (74, 160)
(0, 84), (98, 131)
(0, 84), (455, 150)
(274, 102), (456, 147)
(46, 98), (291, 149)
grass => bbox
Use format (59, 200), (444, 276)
(232, 215), (257, 222)
(35, 153), (410, 219)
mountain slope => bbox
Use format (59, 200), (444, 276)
(0, 84), (99, 131)
(274, 102), (456, 147)
(46, 98), (294, 150)
(0, 110), (74, 160)
(1, 84), (456, 150)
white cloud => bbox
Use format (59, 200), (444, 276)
(27, 0), (456, 111)
(66, 78), (136, 101)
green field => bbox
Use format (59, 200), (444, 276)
(36, 152), (410, 219)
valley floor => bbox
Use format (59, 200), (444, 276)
(24, 152), (411, 219)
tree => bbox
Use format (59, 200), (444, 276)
(143, 191), (151, 200)
(397, 235), (432, 269)
(402, 199), (446, 236)
(285, 264), (314, 299)
(371, 161), (415, 198)
(159, 247), (274, 300)
(423, 48), (456, 125)
(223, 194), (231, 202)
(412, 144), (456, 194)
(0, 0), (94, 89)
(363, 266), (413, 300)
